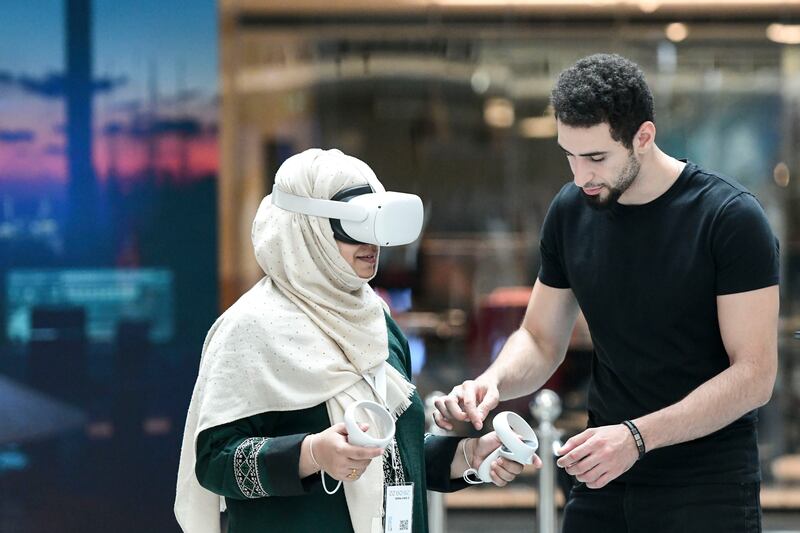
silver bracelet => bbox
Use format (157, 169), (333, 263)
(462, 438), (482, 485)
(308, 433), (320, 468)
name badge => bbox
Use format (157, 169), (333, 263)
(384, 483), (414, 533)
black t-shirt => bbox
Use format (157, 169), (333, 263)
(538, 161), (779, 484)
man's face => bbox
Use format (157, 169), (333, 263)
(557, 121), (641, 210)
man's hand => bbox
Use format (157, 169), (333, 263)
(555, 424), (639, 489)
(433, 378), (500, 431)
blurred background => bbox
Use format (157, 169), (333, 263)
(2, 0), (800, 531)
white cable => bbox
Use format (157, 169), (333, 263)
(320, 470), (342, 495)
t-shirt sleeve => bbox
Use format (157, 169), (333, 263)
(712, 193), (780, 295)
(537, 192), (570, 289)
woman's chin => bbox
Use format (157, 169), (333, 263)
(357, 266), (377, 279)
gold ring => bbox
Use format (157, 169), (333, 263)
(348, 468), (358, 478)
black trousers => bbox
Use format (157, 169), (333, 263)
(561, 480), (762, 533)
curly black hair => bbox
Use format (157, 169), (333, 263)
(550, 54), (654, 149)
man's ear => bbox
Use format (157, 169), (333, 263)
(633, 121), (656, 154)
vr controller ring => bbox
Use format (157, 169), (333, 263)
(344, 400), (396, 448)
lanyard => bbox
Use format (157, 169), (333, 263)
(362, 362), (388, 406)
(361, 363), (406, 485)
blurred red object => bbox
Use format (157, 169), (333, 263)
(468, 286), (592, 418)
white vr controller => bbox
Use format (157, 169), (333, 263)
(318, 400), (396, 497)
(474, 411), (539, 485)
(344, 400), (396, 448)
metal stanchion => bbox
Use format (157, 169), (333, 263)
(424, 392), (447, 533)
(530, 389), (563, 533)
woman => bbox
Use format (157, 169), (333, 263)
(175, 149), (536, 533)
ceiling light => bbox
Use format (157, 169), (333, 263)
(767, 24), (800, 45)
(484, 98), (515, 128)
(774, 162), (790, 187)
(471, 70), (492, 94)
(665, 22), (689, 42)
(519, 116), (557, 138)
(639, 0), (660, 13)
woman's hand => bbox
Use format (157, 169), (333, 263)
(300, 423), (384, 481)
(469, 432), (541, 486)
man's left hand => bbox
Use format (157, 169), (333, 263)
(555, 424), (639, 489)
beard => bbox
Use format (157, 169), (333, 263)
(583, 152), (641, 210)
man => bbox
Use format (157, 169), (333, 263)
(434, 54), (778, 532)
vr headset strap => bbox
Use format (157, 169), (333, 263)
(271, 187), (369, 222)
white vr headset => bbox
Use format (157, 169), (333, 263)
(270, 177), (424, 247)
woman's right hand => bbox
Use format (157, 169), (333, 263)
(301, 423), (384, 481)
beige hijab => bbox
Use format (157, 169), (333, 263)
(175, 149), (416, 533)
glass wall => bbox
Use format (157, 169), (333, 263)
(220, 1), (800, 508)
(0, 1), (218, 531)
